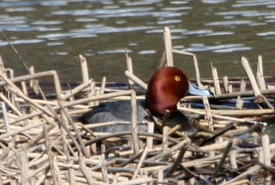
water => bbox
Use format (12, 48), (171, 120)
(0, 0), (274, 83)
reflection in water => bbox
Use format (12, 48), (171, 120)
(0, 0), (274, 82)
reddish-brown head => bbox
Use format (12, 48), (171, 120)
(146, 67), (189, 116)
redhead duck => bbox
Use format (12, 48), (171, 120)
(79, 67), (209, 133)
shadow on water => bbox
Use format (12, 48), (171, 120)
(0, 0), (274, 82)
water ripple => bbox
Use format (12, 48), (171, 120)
(257, 32), (275, 36)
(97, 49), (132, 55)
(0, 39), (44, 46)
(205, 20), (253, 26)
(184, 43), (251, 53)
(6, 7), (35, 12)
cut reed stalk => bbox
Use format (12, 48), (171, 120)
(164, 27), (173, 66)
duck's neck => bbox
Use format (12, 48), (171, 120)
(146, 91), (179, 116)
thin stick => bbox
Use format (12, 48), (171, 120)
(62, 79), (93, 100)
(85, 131), (180, 146)
(58, 102), (89, 157)
(158, 50), (166, 68)
(0, 31), (46, 100)
(147, 138), (190, 162)
(212, 141), (233, 178)
(125, 71), (148, 90)
(166, 144), (186, 177)
(0, 93), (22, 116)
(118, 151), (143, 167)
(132, 146), (149, 179)
(131, 90), (139, 155)
(178, 106), (268, 126)
(99, 155), (109, 184)
(0, 102), (15, 147)
(199, 123), (235, 146)
(46, 105), (82, 155)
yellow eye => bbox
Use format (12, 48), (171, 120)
(174, 76), (181, 81)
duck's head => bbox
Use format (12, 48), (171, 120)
(146, 67), (189, 117)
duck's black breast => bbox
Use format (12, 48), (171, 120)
(164, 111), (197, 134)
(78, 100), (147, 132)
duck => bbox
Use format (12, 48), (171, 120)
(78, 66), (211, 133)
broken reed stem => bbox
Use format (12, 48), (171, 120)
(178, 106), (267, 125)
(100, 76), (106, 95)
(162, 126), (169, 154)
(0, 70), (62, 100)
(202, 96), (213, 131)
(211, 63), (221, 95)
(257, 55), (266, 90)
(79, 55), (90, 84)
(79, 157), (95, 185)
(262, 134), (271, 166)
(241, 57), (266, 103)
(241, 56), (273, 108)
(223, 76), (229, 93)
(125, 50), (135, 86)
(172, 49), (202, 88)
(0, 93), (22, 116)
(58, 102), (89, 157)
(63, 79), (93, 100)
(187, 107), (275, 116)
(125, 70), (148, 90)
(158, 50), (166, 68)
(85, 131), (180, 147)
(146, 121), (154, 149)
(29, 66), (40, 95)
(46, 104), (83, 155)
(147, 138), (190, 162)
(19, 150), (29, 185)
(164, 27), (173, 66)
(131, 90), (139, 155)
(0, 102), (15, 146)
(43, 125), (60, 185)
(229, 150), (238, 169)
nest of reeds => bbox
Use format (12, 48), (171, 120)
(0, 27), (274, 184)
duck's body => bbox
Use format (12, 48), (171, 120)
(79, 67), (207, 133)
(79, 100), (147, 132)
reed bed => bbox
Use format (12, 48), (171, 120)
(0, 27), (274, 185)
